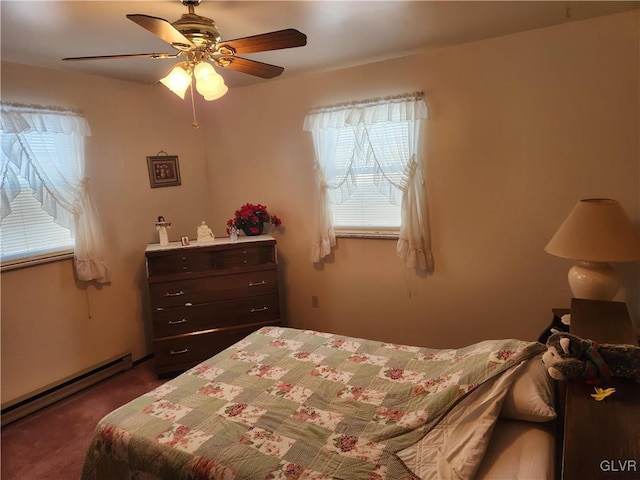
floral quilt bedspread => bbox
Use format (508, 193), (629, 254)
(81, 327), (543, 480)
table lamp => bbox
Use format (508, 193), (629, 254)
(545, 198), (640, 300)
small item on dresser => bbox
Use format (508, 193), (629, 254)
(196, 221), (215, 243)
(542, 332), (640, 383)
(229, 226), (239, 242)
(155, 215), (171, 246)
(180, 236), (190, 246)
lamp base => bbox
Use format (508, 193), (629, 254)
(568, 262), (621, 301)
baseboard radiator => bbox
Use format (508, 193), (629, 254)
(1, 352), (132, 427)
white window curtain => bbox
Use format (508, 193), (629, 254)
(1, 103), (110, 283)
(303, 92), (433, 271)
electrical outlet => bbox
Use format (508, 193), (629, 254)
(311, 295), (320, 308)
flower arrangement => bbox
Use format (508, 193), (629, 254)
(226, 203), (282, 236)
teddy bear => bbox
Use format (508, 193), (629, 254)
(542, 332), (640, 383)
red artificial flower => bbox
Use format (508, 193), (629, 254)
(226, 203), (283, 235)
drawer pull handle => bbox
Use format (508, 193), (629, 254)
(169, 348), (189, 355)
(168, 318), (187, 325)
(250, 306), (269, 313)
(181, 256), (187, 261)
(185, 302), (193, 307)
(249, 281), (266, 287)
(165, 290), (185, 297)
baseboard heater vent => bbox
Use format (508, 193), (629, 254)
(1, 352), (132, 427)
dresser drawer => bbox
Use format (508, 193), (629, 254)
(215, 245), (275, 269)
(147, 251), (215, 276)
(149, 268), (278, 308)
(152, 294), (280, 338)
(154, 322), (279, 375)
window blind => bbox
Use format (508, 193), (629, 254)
(1, 175), (74, 262)
(332, 173), (401, 229)
(331, 121), (406, 230)
(0, 129), (78, 263)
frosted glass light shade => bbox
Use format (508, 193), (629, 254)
(159, 64), (192, 99)
(194, 61), (216, 82)
(202, 84), (228, 101)
(194, 62), (228, 101)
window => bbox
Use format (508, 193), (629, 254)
(304, 92), (434, 271)
(1, 129), (80, 265)
(331, 170), (402, 231)
(1, 104), (110, 282)
(1, 175), (74, 263)
(329, 121), (408, 232)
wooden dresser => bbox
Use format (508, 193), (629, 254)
(561, 298), (640, 480)
(145, 235), (281, 377)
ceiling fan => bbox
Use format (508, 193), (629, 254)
(63, 0), (307, 101)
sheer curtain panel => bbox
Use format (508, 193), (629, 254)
(0, 103), (110, 283)
(303, 92), (433, 271)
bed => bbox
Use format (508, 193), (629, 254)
(81, 326), (558, 479)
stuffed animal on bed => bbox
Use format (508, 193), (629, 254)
(542, 332), (640, 383)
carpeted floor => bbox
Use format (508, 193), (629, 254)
(1, 359), (165, 480)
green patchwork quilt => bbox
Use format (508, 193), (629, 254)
(81, 327), (543, 480)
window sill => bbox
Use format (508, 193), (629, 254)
(1, 250), (74, 272)
(335, 231), (399, 240)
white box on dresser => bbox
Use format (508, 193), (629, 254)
(145, 235), (281, 377)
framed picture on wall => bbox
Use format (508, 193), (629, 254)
(147, 155), (181, 188)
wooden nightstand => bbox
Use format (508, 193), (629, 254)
(561, 298), (640, 480)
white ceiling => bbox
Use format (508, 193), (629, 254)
(2, 1), (638, 89)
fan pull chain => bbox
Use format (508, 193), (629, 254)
(189, 81), (200, 129)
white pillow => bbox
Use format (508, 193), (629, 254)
(500, 353), (557, 422)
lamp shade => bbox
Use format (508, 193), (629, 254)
(545, 198), (640, 262)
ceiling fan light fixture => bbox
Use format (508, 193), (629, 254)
(160, 63), (192, 99)
(63, 2), (307, 109)
(62, 1), (307, 108)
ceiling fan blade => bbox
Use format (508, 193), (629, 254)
(127, 14), (194, 49)
(63, 53), (179, 61)
(217, 29), (307, 55)
(217, 56), (284, 79)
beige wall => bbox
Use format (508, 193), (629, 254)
(203, 10), (639, 346)
(2, 10), (638, 404)
(0, 64), (213, 403)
